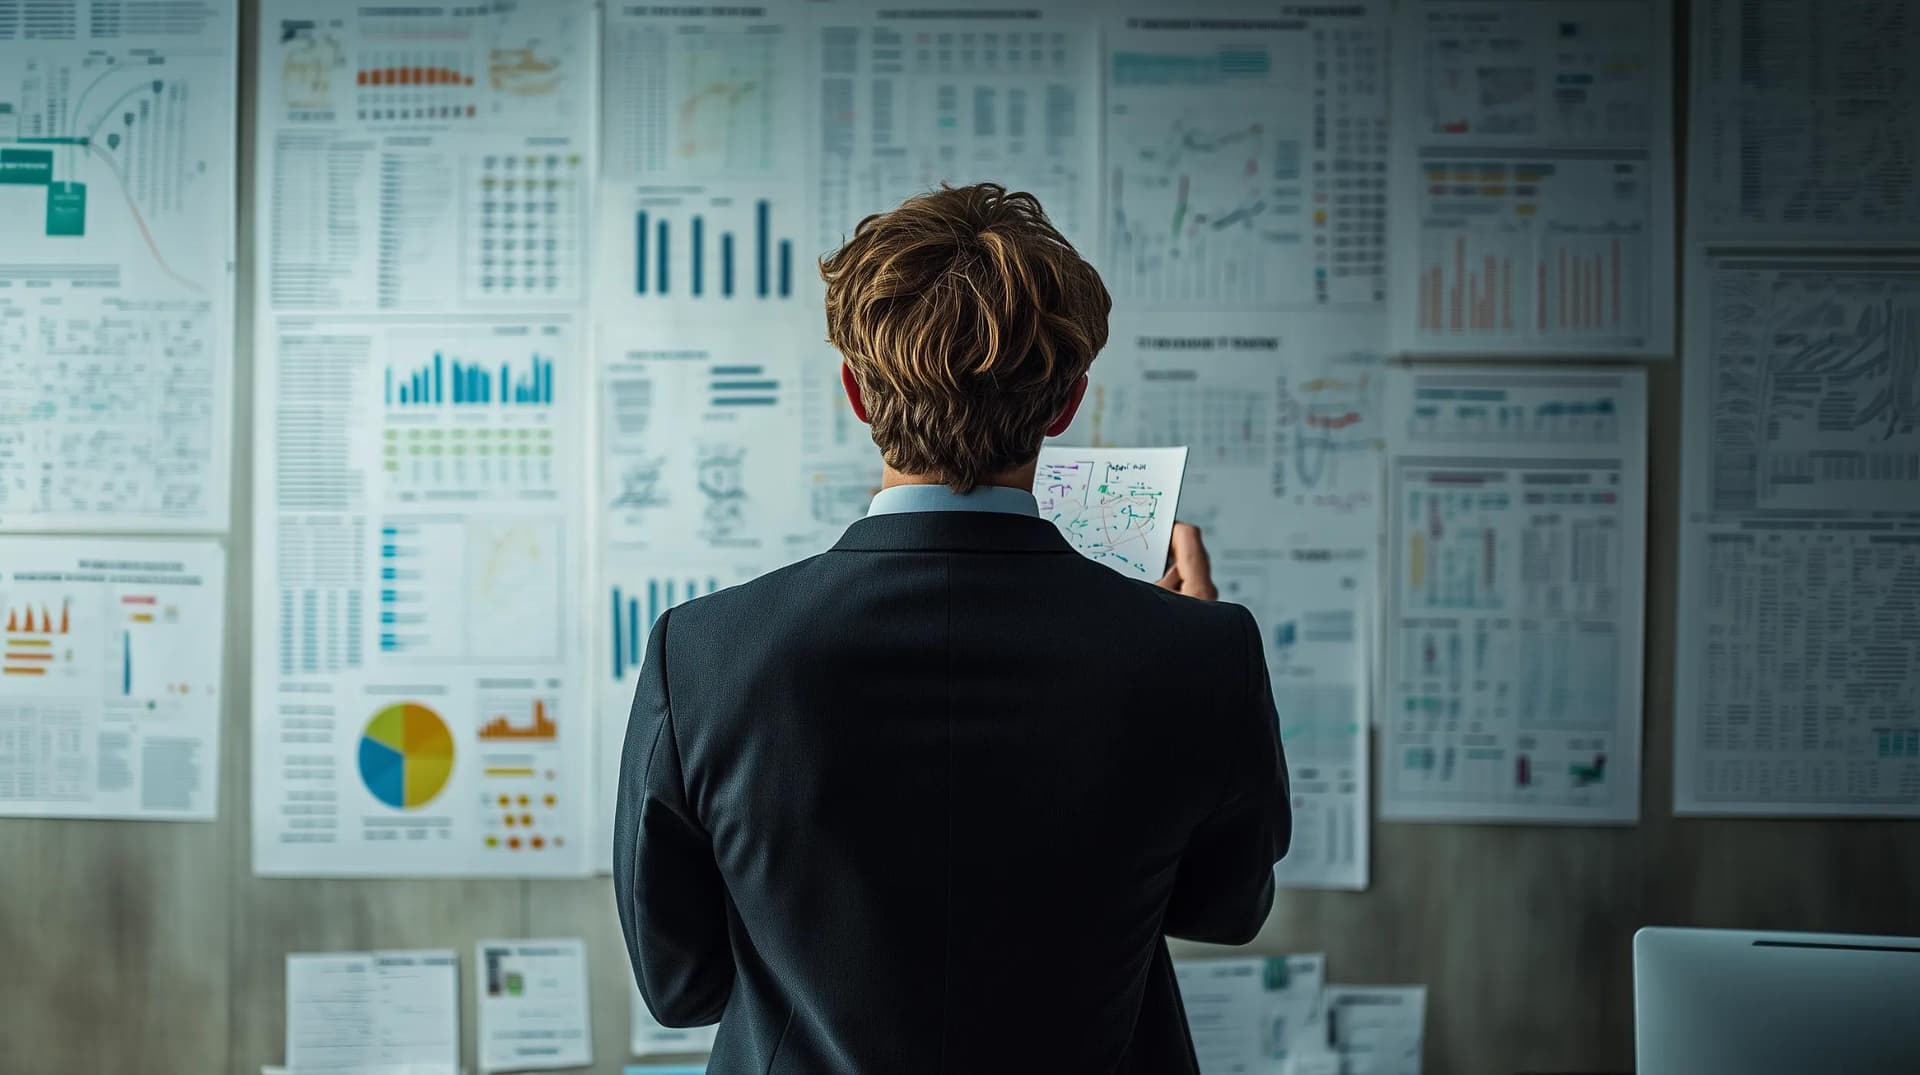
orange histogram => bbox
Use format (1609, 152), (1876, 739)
(477, 698), (557, 741)
(4, 598), (68, 675)
(5, 599), (69, 635)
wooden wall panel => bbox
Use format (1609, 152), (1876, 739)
(0, 817), (233, 1071)
(0, 4), (1916, 1075)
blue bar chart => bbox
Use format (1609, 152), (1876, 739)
(386, 351), (554, 407)
(610, 577), (723, 680)
(633, 197), (795, 300)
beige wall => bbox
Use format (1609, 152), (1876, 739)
(3, 3), (1917, 1073)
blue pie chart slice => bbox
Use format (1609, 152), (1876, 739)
(358, 734), (407, 809)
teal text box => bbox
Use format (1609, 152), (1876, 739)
(46, 181), (86, 236)
(0, 148), (53, 186)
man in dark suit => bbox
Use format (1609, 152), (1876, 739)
(615, 183), (1291, 1072)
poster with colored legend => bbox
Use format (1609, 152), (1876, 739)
(0, 537), (227, 820)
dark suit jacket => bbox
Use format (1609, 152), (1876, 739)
(614, 509), (1291, 1073)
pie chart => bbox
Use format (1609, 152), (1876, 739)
(358, 702), (455, 809)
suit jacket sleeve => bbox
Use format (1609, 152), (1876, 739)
(613, 608), (733, 1027)
(1162, 605), (1292, 946)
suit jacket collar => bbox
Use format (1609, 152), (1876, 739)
(831, 510), (1077, 555)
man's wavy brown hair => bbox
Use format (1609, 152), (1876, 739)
(820, 183), (1111, 493)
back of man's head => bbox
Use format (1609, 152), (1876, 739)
(820, 182), (1112, 493)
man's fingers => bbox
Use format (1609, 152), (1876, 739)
(1169, 524), (1210, 576)
(1155, 563), (1183, 592)
(1161, 523), (1217, 600)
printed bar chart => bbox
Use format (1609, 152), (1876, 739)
(1414, 157), (1646, 343)
(709, 364), (779, 408)
(632, 198), (794, 300)
(386, 352), (553, 406)
(478, 698), (557, 741)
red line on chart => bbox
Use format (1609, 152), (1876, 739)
(85, 142), (205, 296)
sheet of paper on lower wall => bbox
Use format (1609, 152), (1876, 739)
(1175, 955), (1330, 1072)
(285, 950), (460, 1074)
(1329, 985), (1426, 1075)
(476, 938), (593, 1072)
(1033, 446), (1188, 582)
(632, 981), (719, 1057)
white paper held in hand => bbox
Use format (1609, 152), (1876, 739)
(1033, 446), (1188, 581)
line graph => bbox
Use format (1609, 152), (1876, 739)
(1284, 373), (1376, 493)
(1, 50), (220, 291)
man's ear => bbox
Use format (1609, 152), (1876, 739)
(840, 362), (870, 423)
(1044, 375), (1089, 437)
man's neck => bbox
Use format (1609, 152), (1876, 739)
(880, 461), (1038, 493)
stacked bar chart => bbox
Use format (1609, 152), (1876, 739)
(634, 197), (795, 300)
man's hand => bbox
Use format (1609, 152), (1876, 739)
(1155, 522), (1218, 600)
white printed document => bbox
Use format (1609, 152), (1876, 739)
(0, 538), (226, 820)
(286, 950), (460, 1074)
(1689, 0), (1920, 240)
(476, 939), (591, 1073)
(1329, 986), (1427, 1075)
(1389, 0), (1675, 356)
(1034, 446), (1189, 581)
(808, 4), (1100, 256)
(1099, 7), (1389, 311)
(0, 2), (237, 530)
(250, 0), (596, 877)
(1674, 248), (1920, 816)
(1174, 955), (1332, 1072)
(1381, 366), (1648, 823)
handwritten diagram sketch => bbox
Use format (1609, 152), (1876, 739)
(1034, 447), (1188, 579)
